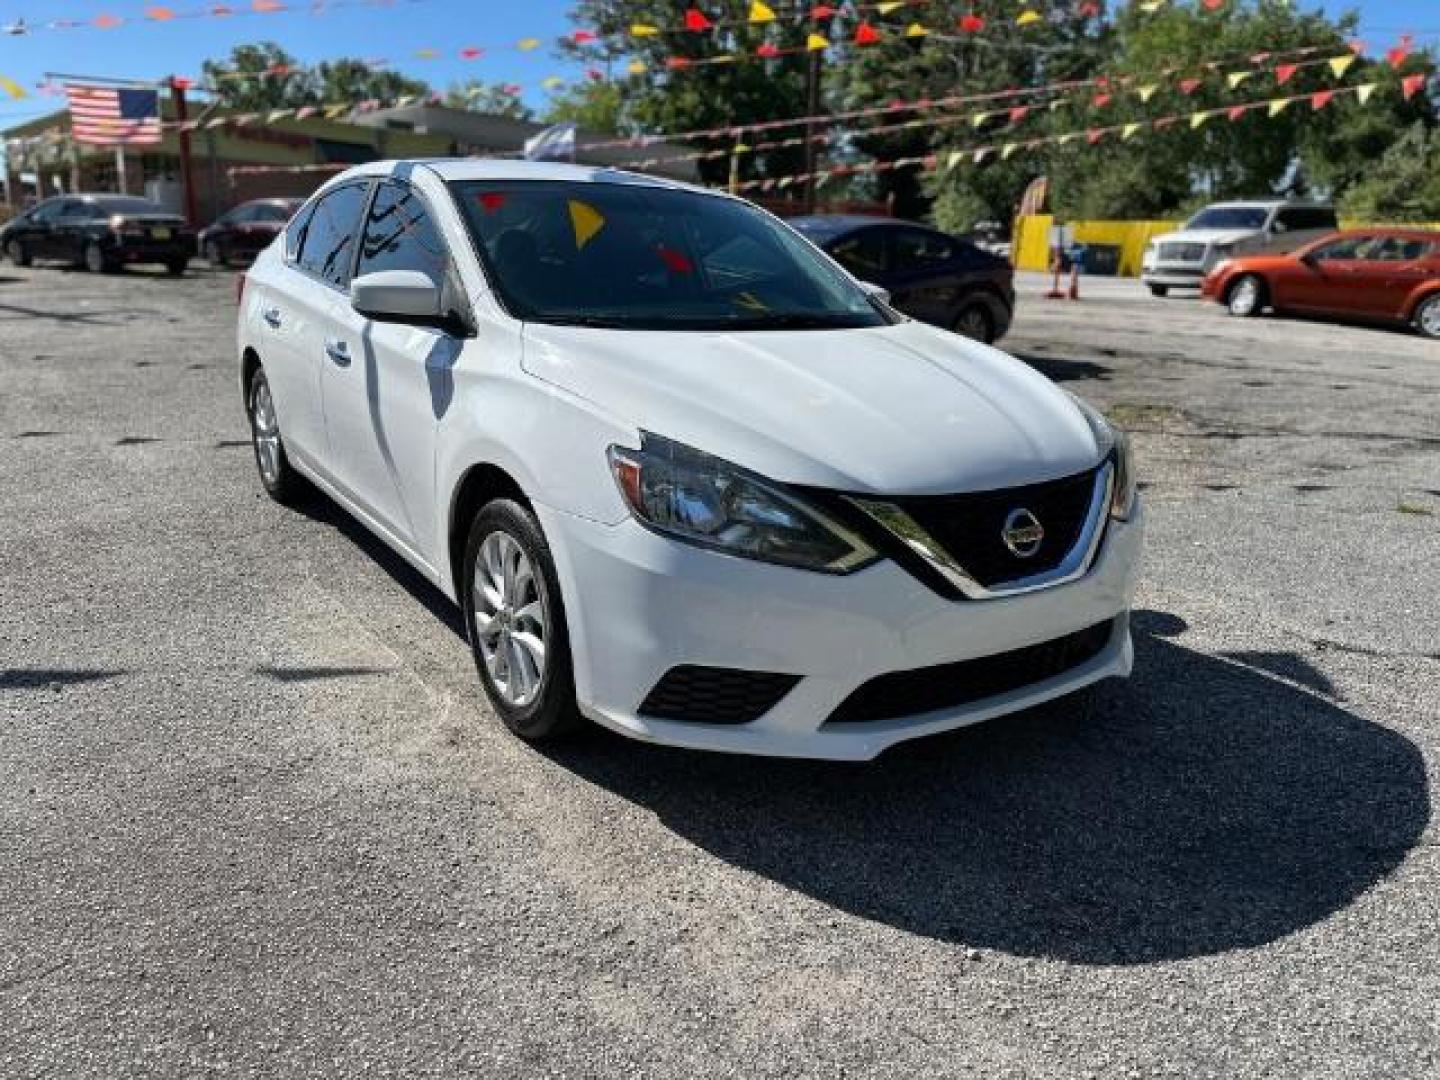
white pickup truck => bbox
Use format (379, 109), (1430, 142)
(1141, 200), (1339, 297)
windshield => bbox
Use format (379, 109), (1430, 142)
(450, 179), (891, 331)
(1185, 206), (1269, 230)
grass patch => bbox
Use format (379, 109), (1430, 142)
(1396, 501), (1434, 517)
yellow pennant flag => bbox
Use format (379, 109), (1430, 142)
(517, 37), (541, 51)
(1140, 0), (1165, 11)
(905, 23), (928, 38)
(1268, 97), (1293, 117)
(630, 23), (659, 37)
(1328, 54), (1355, 78)
(971, 111), (993, 128)
(733, 142), (752, 154)
(568, 200), (606, 251)
(947, 150), (966, 170)
(1122, 122), (1142, 140)
(877, 2), (907, 13)
(1190, 110), (1213, 129)
(1227, 71), (1253, 89)
(748, 2), (776, 23)
(1355, 82), (1377, 104)
(1136, 84), (1158, 102)
(1016, 10), (1042, 26)
(1001, 143), (1018, 160)
(1058, 132), (1080, 145)
(542, 76), (564, 90)
(414, 48), (439, 59)
(324, 104), (350, 119)
(806, 33), (829, 51)
(627, 59), (647, 75)
(0, 75), (26, 100)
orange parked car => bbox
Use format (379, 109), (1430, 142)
(1201, 229), (1440, 339)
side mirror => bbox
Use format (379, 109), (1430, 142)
(351, 269), (443, 323)
(859, 281), (891, 305)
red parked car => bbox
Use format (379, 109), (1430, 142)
(198, 197), (303, 267)
(1201, 229), (1440, 339)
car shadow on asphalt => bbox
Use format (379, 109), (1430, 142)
(542, 609), (1429, 965)
(1011, 353), (1113, 383)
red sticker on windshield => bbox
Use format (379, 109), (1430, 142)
(656, 245), (693, 274)
(478, 192), (507, 213)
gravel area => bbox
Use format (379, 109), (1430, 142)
(1, 262), (1436, 1078)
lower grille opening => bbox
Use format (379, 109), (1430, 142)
(826, 619), (1117, 726)
(639, 665), (801, 726)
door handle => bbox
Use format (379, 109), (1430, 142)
(324, 338), (351, 366)
(262, 307), (282, 328)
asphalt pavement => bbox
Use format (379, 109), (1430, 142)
(1, 263), (1437, 1078)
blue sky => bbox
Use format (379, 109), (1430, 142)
(0, 0), (1434, 129)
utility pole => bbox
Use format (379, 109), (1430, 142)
(801, 17), (823, 215)
(170, 78), (198, 226)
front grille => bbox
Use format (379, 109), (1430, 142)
(1157, 241), (1207, 262)
(893, 467), (1102, 589)
(638, 665), (801, 725)
(826, 619), (1116, 725)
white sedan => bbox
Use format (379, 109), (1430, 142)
(238, 159), (1143, 760)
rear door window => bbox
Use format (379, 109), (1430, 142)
(293, 182), (369, 288)
(891, 228), (957, 270)
(828, 229), (887, 278)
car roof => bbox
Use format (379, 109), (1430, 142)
(1200, 199), (1334, 209)
(330, 158), (713, 197)
(1327, 227), (1440, 240)
(790, 214), (930, 241)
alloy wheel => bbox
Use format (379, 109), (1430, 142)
(85, 243), (104, 274)
(955, 305), (992, 343)
(250, 376), (282, 485)
(1228, 276), (1261, 317)
(472, 530), (549, 708)
(1418, 296), (1440, 339)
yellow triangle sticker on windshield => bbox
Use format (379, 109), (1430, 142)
(568, 200), (606, 250)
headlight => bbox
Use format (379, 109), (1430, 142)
(1068, 395), (1138, 522)
(607, 433), (878, 573)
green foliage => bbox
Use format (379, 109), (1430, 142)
(542, 81), (625, 134)
(444, 81), (535, 120)
(202, 42), (428, 112)
(1339, 121), (1440, 220)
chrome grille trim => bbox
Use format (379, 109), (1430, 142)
(847, 462), (1114, 601)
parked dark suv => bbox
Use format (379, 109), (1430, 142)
(1, 193), (195, 275)
(199, 197), (303, 266)
(790, 215), (1015, 343)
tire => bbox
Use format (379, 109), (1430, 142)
(1148, 284), (1168, 298)
(165, 258), (188, 277)
(84, 241), (116, 274)
(1226, 274), (1266, 318)
(246, 366), (303, 504)
(204, 240), (228, 268)
(1414, 294), (1440, 340)
(5, 238), (30, 267)
(952, 301), (995, 344)
(461, 499), (582, 743)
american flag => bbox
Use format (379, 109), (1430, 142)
(65, 85), (162, 146)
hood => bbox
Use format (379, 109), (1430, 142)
(1151, 228), (1259, 247)
(521, 320), (1103, 496)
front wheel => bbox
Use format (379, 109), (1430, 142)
(1226, 274), (1266, 317)
(1148, 284), (1168, 298)
(461, 499), (581, 743)
(165, 258), (188, 277)
(84, 241), (116, 274)
(1414, 295), (1440, 340)
(5, 238), (30, 266)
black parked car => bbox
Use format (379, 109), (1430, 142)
(1, 193), (195, 275)
(198, 197), (303, 266)
(789, 215), (1015, 343)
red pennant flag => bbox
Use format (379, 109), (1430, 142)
(1250, 52), (1271, 64)
(959, 14), (985, 33)
(811, 5), (837, 18)
(210, 5), (233, 14)
(1227, 105), (1247, 121)
(1078, 2), (1099, 16)
(572, 29), (597, 44)
(502, 84), (522, 96)
(1179, 78), (1202, 95)
(1009, 105), (1030, 123)
(1086, 128), (1104, 145)
(756, 42), (780, 58)
(1348, 39), (1367, 56)
(1275, 63), (1298, 85)
(1093, 92), (1112, 108)
(1154, 116), (1179, 130)
(854, 22), (881, 46)
(1202, 0), (1224, 9)
(1310, 90), (1335, 110)
(1386, 35), (1413, 69)
(93, 13), (123, 27)
(684, 8), (712, 32)
(666, 57), (693, 69)
(460, 47), (483, 59)
(252, 0), (283, 12)
(1401, 73), (1426, 100)
(586, 67), (604, 81)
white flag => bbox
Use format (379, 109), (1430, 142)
(524, 122), (578, 162)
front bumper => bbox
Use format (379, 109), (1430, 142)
(537, 499), (1143, 761)
(1141, 264), (1209, 288)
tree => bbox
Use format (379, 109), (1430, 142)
(443, 81), (534, 120)
(543, 81), (624, 135)
(202, 42), (429, 112)
(1339, 121), (1440, 221)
